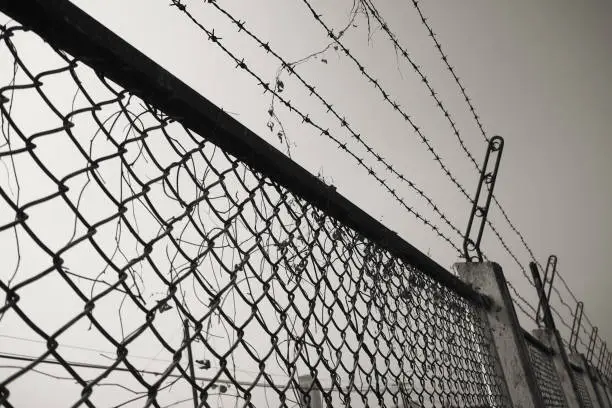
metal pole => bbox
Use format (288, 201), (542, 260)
(463, 136), (504, 262)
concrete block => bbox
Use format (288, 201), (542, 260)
(456, 262), (544, 408)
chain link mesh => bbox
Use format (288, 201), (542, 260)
(573, 369), (594, 408)
(525, 341), (567, 408)
(605, 384), (612, 406)
(0, 22), (512, 407)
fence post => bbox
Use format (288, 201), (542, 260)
(530, 262), (583, 407)
(455, 262), (544, 407)
(570, 353), (604, 408)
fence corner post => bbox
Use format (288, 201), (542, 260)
(455, 261), (544, 408)
(532, 328), (582, 407)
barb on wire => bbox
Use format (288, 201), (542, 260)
(0, 15), (510, 408)
(296, 0), (541, 291)
(168, 0), (464, 254)
(408, 0), (590, 329)
(208, 0), (467, 243)
(388, 2), (598, 349)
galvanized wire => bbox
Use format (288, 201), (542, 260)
(573, 369), (594, 408)
(525, 342), (567, 408)
(297, 0), (541, 298)
(0, 23), (510, 407)
(168, 0), (464, 256)
(410, 0), (599, 352)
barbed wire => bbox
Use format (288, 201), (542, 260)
(205, 1), (468, 244)
(407, 0), (542, 261)
(298, 0), (472, 201)
(168, 0), (464, 254)
(0, 18), (512, 406)
(298, 0), (539, 292)
(173, 1), (544, 313)
(550, 305), (574, 334)
(407, 0), (597, 344)
(195, 0), (563, 339)
(177, 2), (544, 317)
(409, 0), (488, 144)
(403, 0), (608, 355)
(0, 2), (602, 405)
(358, 0), (481, 174)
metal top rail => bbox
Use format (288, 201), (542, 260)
(0, 0), (488, 307)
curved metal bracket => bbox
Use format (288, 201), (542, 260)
(463, 136), (504, 262)
(598, 342), (607, 371)
(569, 301), (584, 353)
(529, 262), (555, 330)
(587, 326), (598, 363)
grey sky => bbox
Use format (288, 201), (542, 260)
(1, 0), (612, 405)
(68, 0), (612, 341)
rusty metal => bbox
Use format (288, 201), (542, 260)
(463, 136), (504, 262)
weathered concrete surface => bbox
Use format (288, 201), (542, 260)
(456, 262), (544, 408)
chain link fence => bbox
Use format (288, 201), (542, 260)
(572, 368), (594, 408)
(523, 338), (567, 408)
(0, 9), (513, 407)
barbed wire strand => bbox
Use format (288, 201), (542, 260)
(179, 0), (536, 296)
(408, 0), (595, 343)
(297, 0), (538, 293)
(205, 1), (468, 244)
(168, 0), (463, 255)
(182, 1), (560, 348)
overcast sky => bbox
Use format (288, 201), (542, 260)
(68, 0), (612, 345)
(2, 0), (612, 405)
